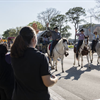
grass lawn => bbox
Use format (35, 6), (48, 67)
(68, 45), (74, 48)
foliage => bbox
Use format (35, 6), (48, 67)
(68, 45), (74, 48)
(82, 23), (96, 29)
(28, 21), (45, 31)
(65, 7), (86, 42)
(2, 27), (22, 38)
(50, 14), (71, 38)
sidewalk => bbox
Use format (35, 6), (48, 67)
(49, 88), (66, 100)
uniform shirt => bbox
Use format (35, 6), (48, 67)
(91, 32), (99, 40)
(48, 27), (61, 40)
(76, 32), (85, 40)
(11, 48), (51, 100)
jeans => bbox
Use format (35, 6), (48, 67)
(50, 40), (59, 56)
(76, 40), (83, 53)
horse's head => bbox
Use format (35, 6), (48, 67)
(62, 38), (69, 50)
(83, 36), (89, 47)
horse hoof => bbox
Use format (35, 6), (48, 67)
(78, 65), (80, 66)
(81, 66), (83, 68)
(55, 69), (57, 71)
(62, 71), (64, 73)
(73, 63), (75, 65)
(91, 60), (92, 63)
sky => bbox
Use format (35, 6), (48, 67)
(0, 0), (99, 38)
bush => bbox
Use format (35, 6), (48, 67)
(68, 45), (74, 48)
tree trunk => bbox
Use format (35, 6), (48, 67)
(74, 24), (77, 43)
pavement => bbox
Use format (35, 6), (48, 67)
(48, 49), (100, 100)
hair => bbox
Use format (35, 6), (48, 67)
(11, 26), (36, 58)
(0, 44), (8, 66)
(94, 31), (97, 34)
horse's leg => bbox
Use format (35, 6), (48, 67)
(73, 53), (76, 65)
(78, 54), (80, 66)
(81, 55), (83, 68)
(55, 60), (57, 71)
(97, 55), (100, 66)
(61, 57), (64, 73)
(91, 53), (93, 63)
(87, 54), (90, 68)
(89, 51), (92, 63)
(49, 57), (54, 69)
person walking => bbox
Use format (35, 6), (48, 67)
(11, 23), (58, 100)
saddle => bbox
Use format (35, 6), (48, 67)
(74, 44), (89, 56)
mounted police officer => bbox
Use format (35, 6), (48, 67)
(46, 23), (69, 57)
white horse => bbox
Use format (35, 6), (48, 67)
(89, 41), (100, 65)
(47, 38), (69, 72)
(73, 37), (90, 68)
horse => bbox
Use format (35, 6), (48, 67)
(73, 37), (90, 68)
(88, 40), (100, 65)
(47, 38), (69, 73)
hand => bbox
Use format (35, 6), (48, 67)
(89, 29), (91, 32)
(32, 23), (39, 34)
(75, 29), (77, 32)
(46, 23), (49, 27)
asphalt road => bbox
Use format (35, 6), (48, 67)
(49, 49), (100, 100)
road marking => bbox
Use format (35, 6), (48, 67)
(49, 88), (66, 100)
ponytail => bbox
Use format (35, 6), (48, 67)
(11, 35), (27, 58)
(11, 26), (35, 58)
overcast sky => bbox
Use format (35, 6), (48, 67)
(0, 0), (99, 38)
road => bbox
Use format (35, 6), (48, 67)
(49, 49), (100, 100)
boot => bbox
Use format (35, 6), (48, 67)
(50, 50), (53, 58)
(64, 52), (69, 57)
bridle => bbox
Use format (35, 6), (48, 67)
(80, 38), (89, 52)
(55, 41), (68, 55)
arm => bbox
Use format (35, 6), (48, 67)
(42, 75), (58, 87)
(89, 29), (94, 36)
(46, 23), (53, 34)
(40, 54), (58, 87)
(32, 23), (39, 34)
(76, 33), (80, 36)
(75, 30), (79, 36)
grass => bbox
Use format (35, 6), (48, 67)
(68, 45), (74, 48)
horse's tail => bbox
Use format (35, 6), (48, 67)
(47, 43), (50, 56)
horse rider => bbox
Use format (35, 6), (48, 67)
(89, 29), (99, 53)
(76, 29), (87, 58)
(46, 23), (69, 57)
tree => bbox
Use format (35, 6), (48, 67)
(65, 7), (86, 43)
(28, 21), (45, 31)
(88, 0), (100, 21)
(49, 14), (71, 38)
(2, 27), (22, 38)
(37, 8), (60, 26)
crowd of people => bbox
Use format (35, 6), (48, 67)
(0, 23), (58, 100)
(0, 22), (99, 100)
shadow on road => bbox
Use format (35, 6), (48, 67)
(51, 64), (100, 81)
